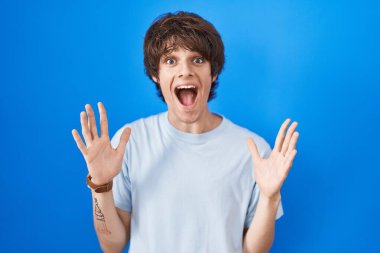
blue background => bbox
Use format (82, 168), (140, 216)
(1, 0), (379, 252)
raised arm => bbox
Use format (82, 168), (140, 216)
(243, 119), (299, 253)
(72, 102), (131, 253)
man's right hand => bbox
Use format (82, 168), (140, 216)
(72, 102), (131, 185)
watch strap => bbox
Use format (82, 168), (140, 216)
(86, 173), (113, 193)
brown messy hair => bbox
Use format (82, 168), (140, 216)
(143, 11), (225, 102)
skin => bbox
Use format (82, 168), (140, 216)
(72, 102), (131, 252)
(72, 47), (299, 253)
(243, 119), (299, 253)
(152, 47), (221, 134)
(72, 103), (131, 185)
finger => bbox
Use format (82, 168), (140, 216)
(85, 104), (99, 139)
(98, 102), (109, 137)
(116, 127), (131, 155)
(80, 111), (92, 144)
(284, 149), (297, 172)
(72, 129), (88, 155)
(274, 118), (291, 153)
(281, 122), (298, 156)
(246, 138), (261, 163)
(285, 131), (299, 157)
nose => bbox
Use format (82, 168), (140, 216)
(177, 61), (194, 78)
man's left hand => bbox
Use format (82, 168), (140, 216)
(246, 119), (299, 200)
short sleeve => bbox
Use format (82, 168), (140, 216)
(244, 142), (284, 228)
(111, 126), (132, 213)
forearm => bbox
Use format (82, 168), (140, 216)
(91, 190), (128, 253)
(243, 193), (280, 253)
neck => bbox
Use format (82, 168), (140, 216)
(167, 108), (222, 134)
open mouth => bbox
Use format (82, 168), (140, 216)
(175, 85), (198, 107)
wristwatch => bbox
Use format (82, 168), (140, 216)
(86, 173), (113, 193)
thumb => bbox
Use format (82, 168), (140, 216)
(246, 138), (261, 163)
(116, 127), (131, 155)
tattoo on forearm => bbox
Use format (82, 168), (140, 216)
(94, 198), (111, 235)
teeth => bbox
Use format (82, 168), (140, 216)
(177, 85), (196, 89)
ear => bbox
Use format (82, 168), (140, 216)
(212, 75), (218, 82)
(152, 76), (158, 83)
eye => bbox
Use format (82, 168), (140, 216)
(193, 56), (205, 64)
(165, 58), (175, 64)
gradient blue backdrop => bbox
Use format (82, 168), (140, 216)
(1, 0), (379, 252)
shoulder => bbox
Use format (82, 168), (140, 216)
(223, 117), (272, 156)
(111, 112), (164, 148)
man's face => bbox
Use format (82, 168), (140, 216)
(153, 47), (217, 124)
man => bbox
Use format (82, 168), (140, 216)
(72, 11), (299, 253)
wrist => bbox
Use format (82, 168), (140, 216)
(88, 173), (112, 185)
(91, 177), (108, 185)
(260, 192), (281, 205)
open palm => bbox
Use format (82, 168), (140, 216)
(72, 102), (131, 185)
(247, 119), (299, 199)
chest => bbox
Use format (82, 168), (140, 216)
(129, 139), (253, 211)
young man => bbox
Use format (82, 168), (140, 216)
(72, 11), (299, 253)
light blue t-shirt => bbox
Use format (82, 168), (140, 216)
(111, 112), (283, 253)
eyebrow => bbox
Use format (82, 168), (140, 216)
(162, 50), (203, 57)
